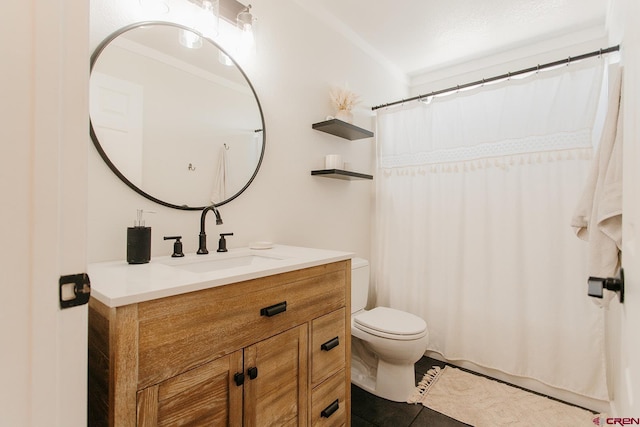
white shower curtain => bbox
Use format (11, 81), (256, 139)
(373, 60), (610, 400)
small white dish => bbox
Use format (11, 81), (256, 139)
(249, 241), (273, 250)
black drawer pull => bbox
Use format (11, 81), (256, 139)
(320, 336), (340, 352)
(260, 301), (287, 317)
(321, 399), (339, 418)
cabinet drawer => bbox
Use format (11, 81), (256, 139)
(311, 370), (347, 427)
(136, 261), (347, 388)
(311, 308), (346, 387)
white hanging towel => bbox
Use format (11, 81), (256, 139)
(571, 65), (623, 305)
(210, 146), (228, 204)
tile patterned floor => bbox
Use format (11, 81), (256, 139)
(351, 357), (470, 427)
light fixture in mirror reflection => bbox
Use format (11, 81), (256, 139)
(89, 22), (265, 210)
(178, 0), (220, 48)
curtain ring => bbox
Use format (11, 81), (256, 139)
(567, 56), (571, 66)
(598, 48), (603, 58)
(536, 64), (540, 74)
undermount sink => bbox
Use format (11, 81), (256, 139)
(162, 252), (287, 274)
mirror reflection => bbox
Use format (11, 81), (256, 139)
(90, 22), (265, 210)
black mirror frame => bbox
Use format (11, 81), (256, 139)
(89, 21), (266, 211)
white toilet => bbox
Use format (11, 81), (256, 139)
(350, 258), (429, 402)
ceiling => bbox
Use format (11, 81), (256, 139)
(296, 0), (609, 79)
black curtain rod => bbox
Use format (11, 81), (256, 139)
(372, 45), (620, 111)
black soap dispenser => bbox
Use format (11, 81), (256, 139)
(127, 209), (152, 264)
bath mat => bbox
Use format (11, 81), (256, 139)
(408, 366), (602, 426)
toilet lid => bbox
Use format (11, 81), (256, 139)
(354, 307), (427, 336)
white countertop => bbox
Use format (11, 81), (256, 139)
(88, 245), (354, 307)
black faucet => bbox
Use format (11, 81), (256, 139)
(197, 205), (223, 255)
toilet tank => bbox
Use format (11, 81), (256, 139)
(351, 258), (370, 313)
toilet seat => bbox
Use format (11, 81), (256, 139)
(353, 307), (427, 340)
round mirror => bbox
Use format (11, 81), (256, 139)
(90, 22), (265, 210)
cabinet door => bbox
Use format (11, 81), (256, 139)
(137, 350), (243, 427)
(244, 325), (309, 427)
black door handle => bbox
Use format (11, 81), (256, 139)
(320, 336), (340, 351)
(321, 399), (339, 418)
(260, 301), (287, 317)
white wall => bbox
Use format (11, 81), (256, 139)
(88, 0), (407, 263)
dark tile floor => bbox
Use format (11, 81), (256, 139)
(351, 356), (471, 427)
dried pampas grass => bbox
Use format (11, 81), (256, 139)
(330, 85), (360, 112)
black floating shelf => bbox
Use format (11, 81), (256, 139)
(312, 119), (374, 140)
(311, 169), (373, 180)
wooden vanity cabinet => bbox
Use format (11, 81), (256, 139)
(88, 260), (351, 426)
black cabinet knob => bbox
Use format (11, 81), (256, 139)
(248, 367), (258, 380)
(234, 372), (245, 386)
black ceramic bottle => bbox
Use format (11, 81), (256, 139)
(127, 209), (152, 264)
